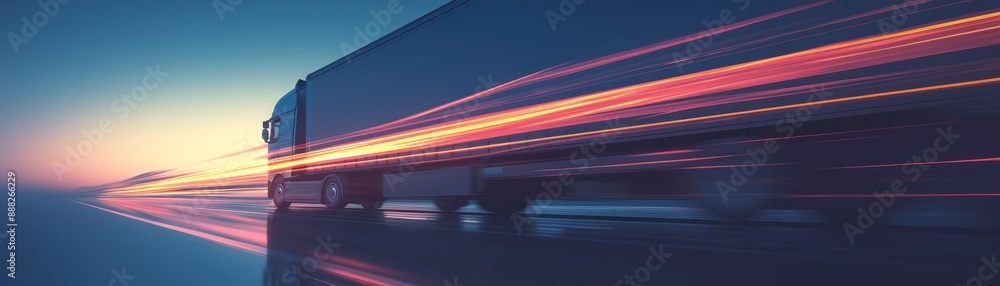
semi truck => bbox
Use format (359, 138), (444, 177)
(260, 0), (1000, 218)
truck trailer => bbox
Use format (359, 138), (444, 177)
(261, 0), (1000, 218)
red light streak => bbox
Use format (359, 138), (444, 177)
(828, 157), (1000, 169)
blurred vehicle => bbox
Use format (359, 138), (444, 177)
(260, 0), (1000, 219)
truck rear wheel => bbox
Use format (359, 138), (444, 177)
(324, 176), (348, 209)
(434, 198), (468, 212)
(272, 180), (290, 209)
(477, 197), (527, 214)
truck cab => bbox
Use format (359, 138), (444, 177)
(262, 81), (312, 208)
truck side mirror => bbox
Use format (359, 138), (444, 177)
(262, 120), (270, 129)
(261, 129), (271, 143)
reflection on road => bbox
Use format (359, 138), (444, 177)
(73, 196), (1000, 285)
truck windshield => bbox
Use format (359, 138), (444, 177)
(272, 89), (297, 118)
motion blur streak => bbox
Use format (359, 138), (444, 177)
(95, 10), (1000, 199)
(629, 149), (699, 157)
(80, 7), (1000, 282)
(536, 155), (744, 172)
(276, 11), (1000, 170)
(285, 76), (998, 176)
(76, 199), (265, 254)
(75, 198), (414, 286)
(327, 1), (834, 143)
(828, 156), (1000, 169)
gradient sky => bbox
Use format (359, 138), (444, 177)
(3, 0), (995, 191)
(0, 0), (449, 189)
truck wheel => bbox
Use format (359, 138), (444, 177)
(361, 200), (384, 210)
(434, 198), (468, 212)
(272, 180), (290, 209)
(324, 177), (348, 209)
(477, 198), (527, 214)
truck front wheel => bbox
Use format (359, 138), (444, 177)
(272, 180), (290, 209)
(324, 177), (348, 209)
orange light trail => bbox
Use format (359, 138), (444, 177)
(280, 11), (1000, 170)
(324, 1), (834, 144)
(106, 74), (1000, 197)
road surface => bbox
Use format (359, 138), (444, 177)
(10, 192), (999, 285)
